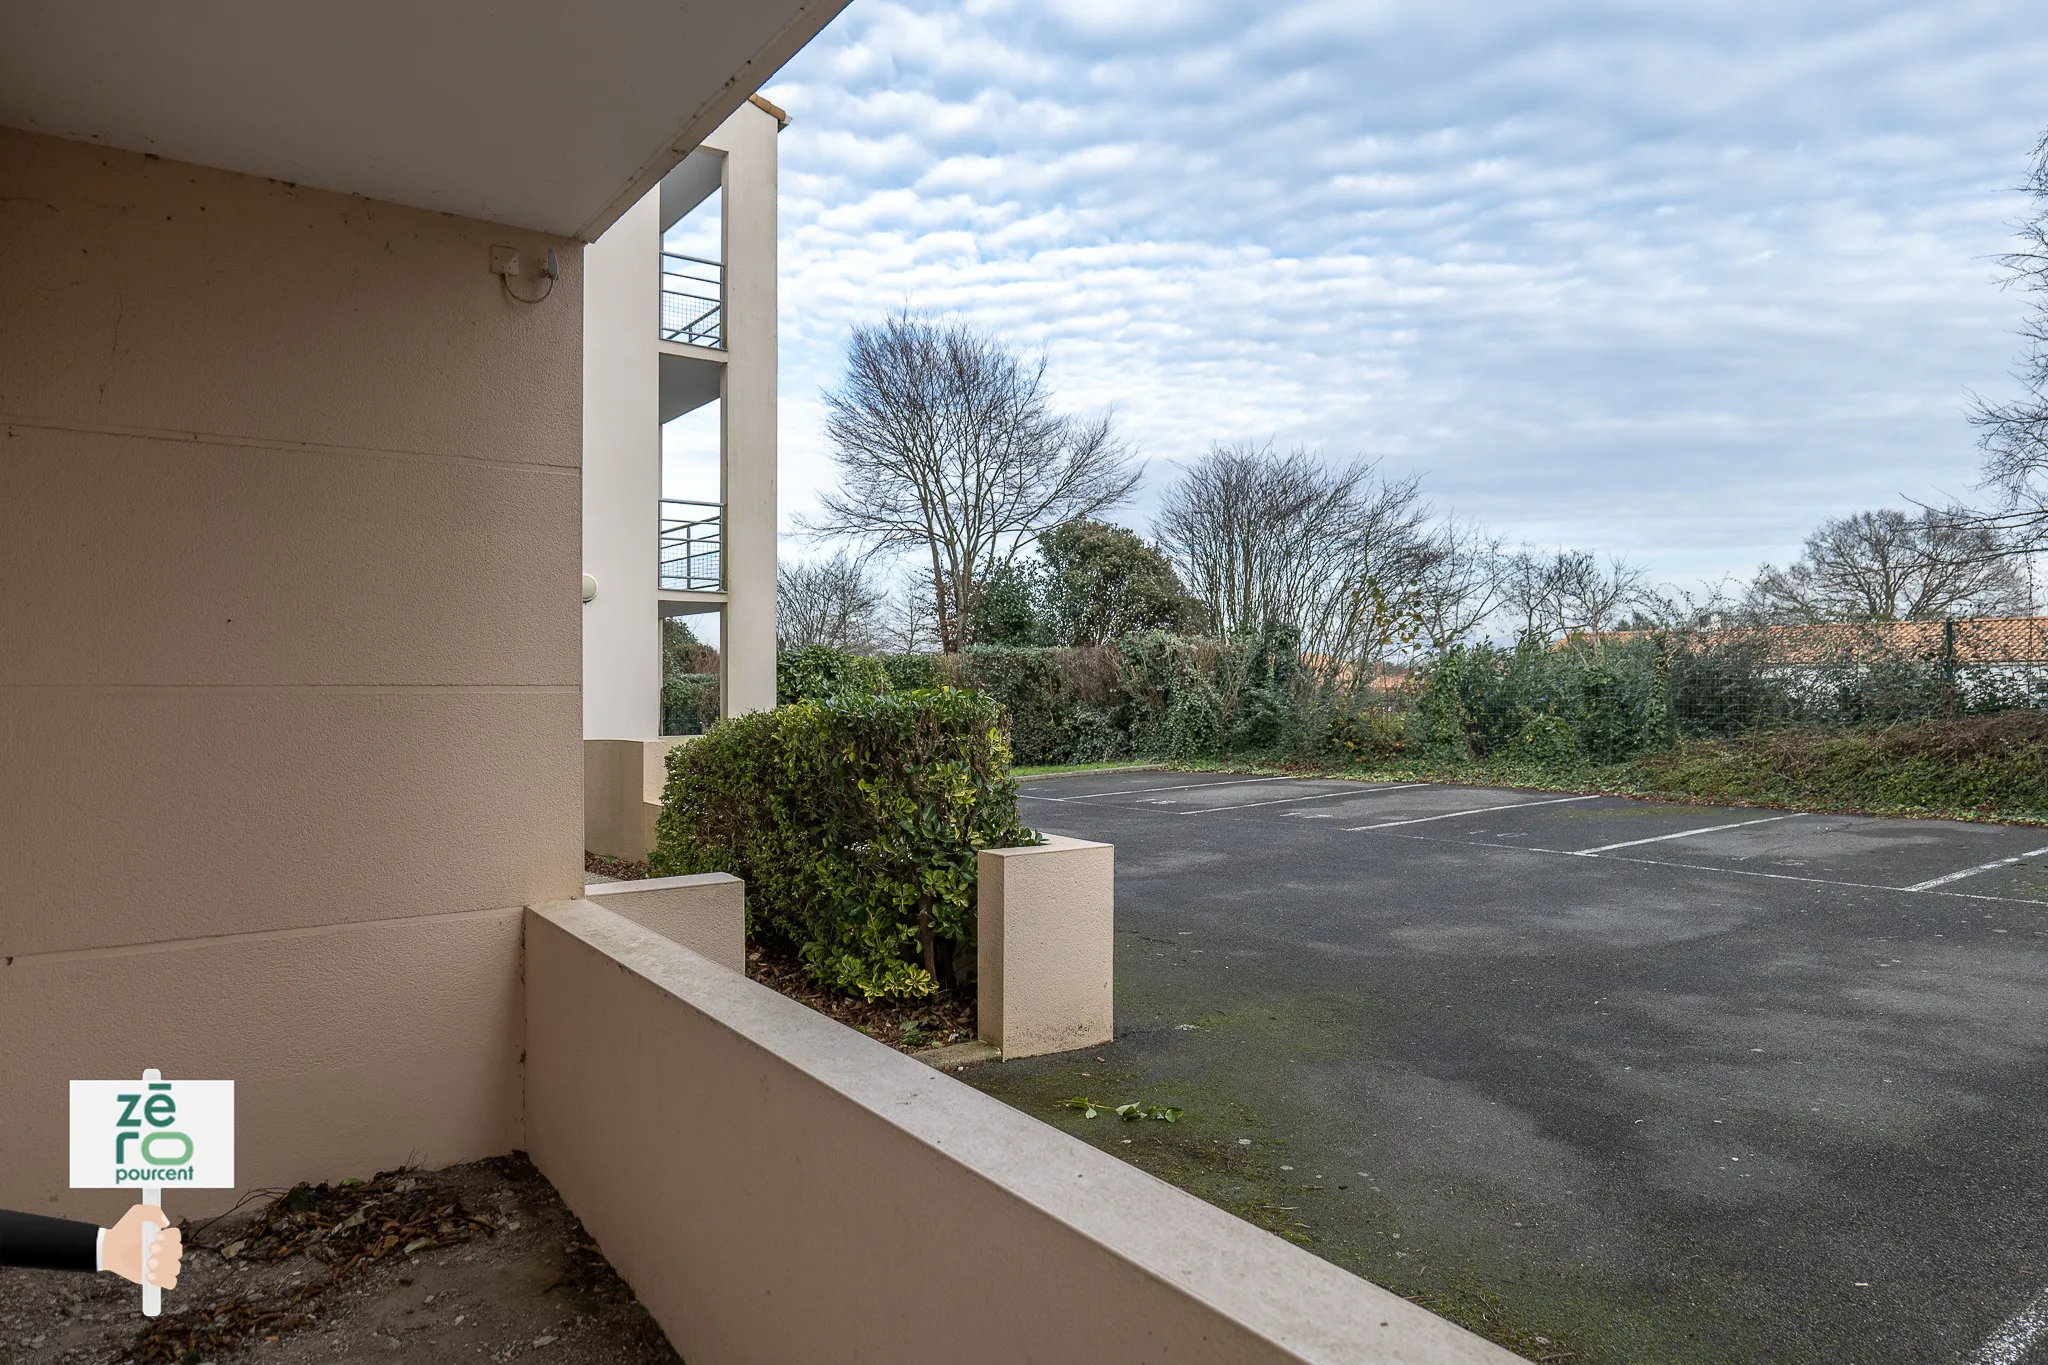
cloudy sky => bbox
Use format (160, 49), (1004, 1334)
(754, 0), (2048, 589)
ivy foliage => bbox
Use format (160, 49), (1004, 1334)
(1409, 637), (1670, 767)
(650, 688), (1038, 1000)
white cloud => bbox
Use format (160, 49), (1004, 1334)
(764, 0), (2048, 584)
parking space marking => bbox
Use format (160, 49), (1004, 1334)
(1344, 793), (1600, 831)
(1966, 1283), (2048, 1365)
(1020, 775), (1298, 803)
(1902, 845), (2048, 892)
(1371, 828), (2048, 908)
(1180, 783), (1427, 815)
(1568, 813), (1804, 856)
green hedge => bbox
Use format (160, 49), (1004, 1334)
(776, 645), (890, 706)
(649, 688), (1037, 999)
(1407, 638), (1671, 767)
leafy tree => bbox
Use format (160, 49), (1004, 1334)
(1037, 518), (1206, 646)
(662, 617), (719, 677)
(661, 617), (721, 736)
(961, 561), (1048, 646)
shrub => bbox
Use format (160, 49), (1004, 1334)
(776, 644), (891, 705)
(1511, 712), (1582, 771)
(1329, 701), (1409, 761)
(649, 689), (1037, 1000)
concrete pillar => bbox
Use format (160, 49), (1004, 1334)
(976, 836), (1116, 1059)
(582, 192), (663, 739)
(703, 100), (780, 716)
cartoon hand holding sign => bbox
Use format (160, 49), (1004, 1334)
(61, 1069), (234, 1316)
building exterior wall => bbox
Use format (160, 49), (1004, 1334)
(581, 99), (778, 757)
(0, 127), (583, 1221)
(582, 191), (663, 738)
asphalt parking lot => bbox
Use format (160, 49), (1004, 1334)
(971, 770), (2048, 1365)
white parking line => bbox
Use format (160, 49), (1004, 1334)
(1344, 794), (1600, 831)
(1902, 845), (2048, 892)
(1179, 783), (1426, 815)
(1569, 813), (1803, 856)
(1383, 829), (2048, 907)
(1966, 1283), (2048, 1365)
(1019, 775), (1298, 803)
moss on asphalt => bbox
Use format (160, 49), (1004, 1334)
(959, 1045), (1748, 1365)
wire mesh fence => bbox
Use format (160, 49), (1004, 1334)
(1658, 615), (2048, 738)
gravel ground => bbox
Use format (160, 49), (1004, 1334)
(0, 1156), (678, 1365)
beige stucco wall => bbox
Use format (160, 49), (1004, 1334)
(0, 127), (582, 1218)
(581, 874), (744, 973)
(582, 190), (664, 739)
(584, 737), (691, 861)
(526, 901), (1521, 1365)
(978, 835), (1116, 1059)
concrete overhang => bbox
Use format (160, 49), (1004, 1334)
(0, 0), (847, 241)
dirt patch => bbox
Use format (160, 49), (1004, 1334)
(0, 1154), (677, 1365)
(583, 851), (649, 881)
(744, 938), (976, 1053)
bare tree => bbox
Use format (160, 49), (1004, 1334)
(1491, 547), (1646, 641)
(776, 550), (887, 652)
(878, 574), (941, 654)
(1746, 507), (2030, 622)
(1550, 550), (1646, 638)
(1970, 130), (2048, 547)
(808, 315), (1140, 651)
(1412, 518), (1504, 649)
(1493, 549), (1554, 641)
(1154, 442), (1436, 670)
(1634, 575), (1745, 630)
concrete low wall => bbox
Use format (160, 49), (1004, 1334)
(978, 835), (1115, 1059)
(584, 737), (689, 860)
(582, 872), (744, 973)
(525, 899), (1519, 1365)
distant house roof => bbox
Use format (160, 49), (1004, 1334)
(1567, 616), (2048, 665)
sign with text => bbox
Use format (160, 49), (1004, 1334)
(69, 1077), (234, 1189)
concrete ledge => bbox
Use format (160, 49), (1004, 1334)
(978, 834), (1114, 1059)
(580, 873), (744, 974)
(525, 899), (1519, 1365)
(913, 1039), (1000, 1071)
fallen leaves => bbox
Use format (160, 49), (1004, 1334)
(129, 1167), (495, 1364)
